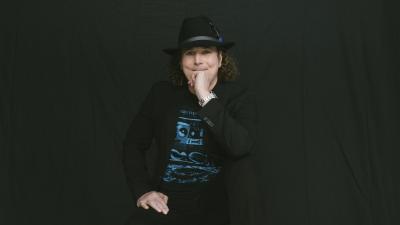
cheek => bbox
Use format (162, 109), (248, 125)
(181, 58), (195, 71)
(207, 57), (220, 71)
(180, 63), (192, 80)
(207, 61), (220, 79)
(180, 58), (188, 69)
(181, 68), (191, 80)
(209, 56), (220, 67)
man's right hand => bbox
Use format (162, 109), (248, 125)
(136, 191), (169, 215)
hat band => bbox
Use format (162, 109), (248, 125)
(180, 36), (221, 45)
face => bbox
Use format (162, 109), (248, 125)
(180, 46), (222, 83)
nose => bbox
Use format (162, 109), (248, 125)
(194, 53), (203, 65)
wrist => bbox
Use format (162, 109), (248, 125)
(198, 91), (217, 107)
(196, 89), (210, 100)
(199, 93), (210, 101)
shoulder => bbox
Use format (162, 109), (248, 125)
(147, 80), (178, 96)
(145, 80), (187, 107)
(217, 81), (252, 100)
(150, 80), (173, 91)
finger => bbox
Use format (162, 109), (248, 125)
(157, 200), (169, 214)
(157, 194), (169, 209)
(196, 70), (205, 77)
(138, 201), (149, 210)
(160, 194), (168, 204)
(148, 200), (163, 213)
(192, 76), (196, 83)
(156, 197), (169, 214)
(157, 198), (169, 213)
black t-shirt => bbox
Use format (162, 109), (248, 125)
(159, 92), (224, 210)
(158, 103), (228, 225)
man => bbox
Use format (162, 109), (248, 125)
(123, 15), (258, 225)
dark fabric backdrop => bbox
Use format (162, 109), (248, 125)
(1, 0), (399, 224)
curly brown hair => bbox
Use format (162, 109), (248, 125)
(168, 49), (239, 86)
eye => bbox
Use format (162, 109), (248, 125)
(201, 50), (212, 54)
(184, 51), (195, 56)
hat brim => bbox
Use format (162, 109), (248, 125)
(163, 41), (235, 55)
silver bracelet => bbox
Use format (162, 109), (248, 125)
(198, 91), (217, 107)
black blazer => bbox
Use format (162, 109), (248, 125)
(122, 80), (260, 225)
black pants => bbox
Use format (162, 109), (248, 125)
(124, 199), (229, 225)
(125, 184), (230, 225)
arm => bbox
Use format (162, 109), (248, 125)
(198, 89), (257, 158)
(122, 83), (170, 214)
(122, 85), (155, 201)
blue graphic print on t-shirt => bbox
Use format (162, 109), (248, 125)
(162, 109), (220, 184)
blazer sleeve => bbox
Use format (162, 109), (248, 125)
(122, 84), (156, 201)
(198, 89), (257, 158)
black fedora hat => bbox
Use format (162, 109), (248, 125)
(163, 16), (235, 55)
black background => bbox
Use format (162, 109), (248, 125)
(1, 0), (399, 224)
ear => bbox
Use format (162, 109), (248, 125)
(218, 51), (223, 68)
